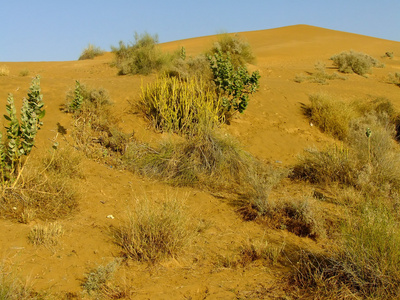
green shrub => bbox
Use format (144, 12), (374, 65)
(138, 76), (224, 135)
(68, 80), (84, 112)
(111, 195), (192, 262)
(208, 50), (260, 115)
(208, 33), (255, 68)
(78, 43), (104, 60)
(112, 32), (174, 75)
(330, 50), (383, 76)
(0, 76), (45, 184)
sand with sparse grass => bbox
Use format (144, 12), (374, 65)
(0, 24), (400, 298)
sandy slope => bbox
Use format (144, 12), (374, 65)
(0, 24), (400, 298)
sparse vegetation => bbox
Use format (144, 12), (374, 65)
(79, 43), (105, 60)
(111, 195), (192, 263)
(294, 61), (347, 84)
(330, 50), (384, 76)
(65, 82), (132, 161)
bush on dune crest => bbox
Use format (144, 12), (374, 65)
(112, 32), (176, 75)
(79, 43), (104, 60)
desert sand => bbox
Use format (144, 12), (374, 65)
(0, 24), (400, 298)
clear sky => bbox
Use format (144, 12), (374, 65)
(1, 0), (399, 62)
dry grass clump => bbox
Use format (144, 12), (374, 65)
(111, 195), (193, 263)
(215, 239), (286, 269)
(294, 61), (347, 84)
(292, 145), (356, 186)
(78, 43), (105, 60)
(305, 93), (357, 140)
(125, 130), (257, 191)
(138, 76), (224, 135)
(0, 65), (10, 76)
(291, 203), (400, 299)
(0, 147), (81, 222)
(28, 222), (64, 246)
(330, 50), (384, 76)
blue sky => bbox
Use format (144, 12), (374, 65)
(1, 0), (399, 62)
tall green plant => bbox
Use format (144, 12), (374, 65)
(208, 50), (260, 115)
(69, 80), (84, 111)
(1, 76), (45, 183)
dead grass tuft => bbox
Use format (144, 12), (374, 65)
(111, 194), (193, 263)
(305, 93), (357, 140)
(28, 222), (64, 246)
(125, 130), (256, 191)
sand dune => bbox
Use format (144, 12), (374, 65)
(0, 25), (399, 298)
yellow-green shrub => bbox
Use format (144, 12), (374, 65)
(138, 76), (224, 135)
